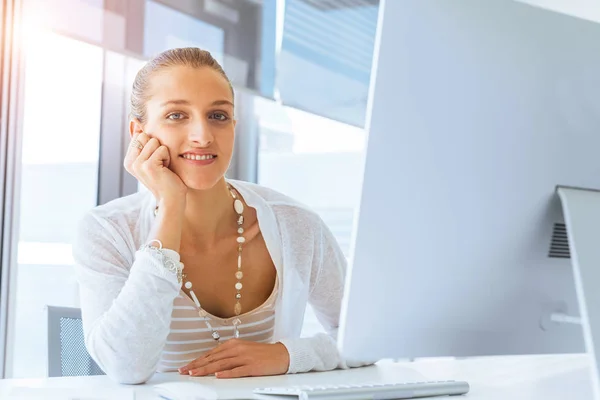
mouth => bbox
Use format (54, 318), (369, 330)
(180, 154), (217, 161)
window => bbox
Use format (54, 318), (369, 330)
(9, 31), (103, 378)
(256, 0), (380, 336)
(254, 97), (368, 337)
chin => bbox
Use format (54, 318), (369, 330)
(181, 175), (225, 191)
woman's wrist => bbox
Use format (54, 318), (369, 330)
(158, 196), (186, 214)
(149, 198), (185, 253)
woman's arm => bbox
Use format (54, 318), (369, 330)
(73, 203), (184, 384)
(278, 217), (378, 373)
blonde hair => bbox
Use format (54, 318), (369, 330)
(130, 47), (234, 123)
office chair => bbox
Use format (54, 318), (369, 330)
(46, 305), (104, 377)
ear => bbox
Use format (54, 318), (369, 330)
(129, 118), (144, 138)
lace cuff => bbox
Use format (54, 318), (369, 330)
(140, 240), (184, 284)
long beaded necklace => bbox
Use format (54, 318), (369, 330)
(155, 183), (245, 344)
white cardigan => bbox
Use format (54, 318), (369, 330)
(72, 179), (375, 384)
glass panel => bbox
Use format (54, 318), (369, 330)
(140, 0), (263, 90)
(256, 0), (381, 336)
(143, 1), (225, 60)
(256, 97), (365, 257)
(23, 0), (112, 44)
(255, 96), (367, 337)
(277, 0), (379, 127)
(10, 31), (103, 378)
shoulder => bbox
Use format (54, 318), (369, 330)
(230, 180), (324, 230)
(77, 191), (151, 245)
(74, 191), (152, 268)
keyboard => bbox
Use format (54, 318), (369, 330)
(253, 380), (470, 399)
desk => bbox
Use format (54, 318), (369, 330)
(0, 354), (595, 399)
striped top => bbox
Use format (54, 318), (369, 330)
(157, 274), (279, 372)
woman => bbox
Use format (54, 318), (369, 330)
(73, 47), (374, 385)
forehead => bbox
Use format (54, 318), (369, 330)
(147, 65), (233, 105)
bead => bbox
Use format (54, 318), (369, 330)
(238, 227), (244, 234)
(234, 199), (244, 214)
(229, 189), (237, 199)
(185, 281), (192, 289)
(212, 331), (220, 340)
(190, 290), (201, 309)
(234, 329), (240, 339)
(238, 255), (242, 269)
(233, 318), (241, 326)
(235, 271), (243, 279)
(236, 293), (242, 299)
(237, 215), (244, 225)
(237, 236), (245, 243)
(234, 303), (242, 315)
(235, 282), (243, 290)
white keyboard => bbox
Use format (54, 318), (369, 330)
(253, 380), (470, 399)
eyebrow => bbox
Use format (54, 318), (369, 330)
(160, 99), (234, 108)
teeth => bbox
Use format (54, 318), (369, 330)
(183, 154), (215, 160)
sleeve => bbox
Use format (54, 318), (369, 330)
(72, 212), (182, 384)
(278, 217), (379, 373)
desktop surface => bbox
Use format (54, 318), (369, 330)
(0, 354), (594, 400)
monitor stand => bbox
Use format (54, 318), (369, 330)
(556, 186), (600, 399)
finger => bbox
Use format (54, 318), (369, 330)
(180, 343), (238, 371)
(132, 138), (160, 177)
(125, 132), (152, 170)
(184, 339), (240, 368)
(189, 357), (244, 377)
(180, 340), (242, 372)
(180, 348), (239, 373)
(136, 132), (151, 145)
(215, 365), (254, 379)
(138, 138), (160, 161)
(128, 132), (151, 154)
(148, 145), (171, 168)
(192, 339), (240, 364)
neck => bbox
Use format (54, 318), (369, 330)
(181, 178), (235, 248)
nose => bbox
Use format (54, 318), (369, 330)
(188, 120), (214, 146)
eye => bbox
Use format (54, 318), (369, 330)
(209, 112), (229, 122)
(167, 112), (185, 121)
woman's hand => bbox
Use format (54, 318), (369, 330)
(124, 132), (187, 205)
(178, 339), (290, 378)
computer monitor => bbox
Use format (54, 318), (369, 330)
(338, 0), (600, 363)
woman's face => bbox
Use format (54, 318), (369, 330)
(134, 65), (236, 191)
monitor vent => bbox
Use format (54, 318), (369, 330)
(548, 223), (570, 259)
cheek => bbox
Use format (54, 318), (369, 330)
(150, 124), (180, 145)
(220, 127), (236, 147)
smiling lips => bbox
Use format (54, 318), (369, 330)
(180, 152), (217, 165)
(182, 153), (215, 161)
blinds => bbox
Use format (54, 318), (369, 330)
(277, 0), (379, 127)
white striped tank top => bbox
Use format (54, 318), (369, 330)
(157, 274), (279, 372)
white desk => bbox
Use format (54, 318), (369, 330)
(0, 354), (595, 399)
